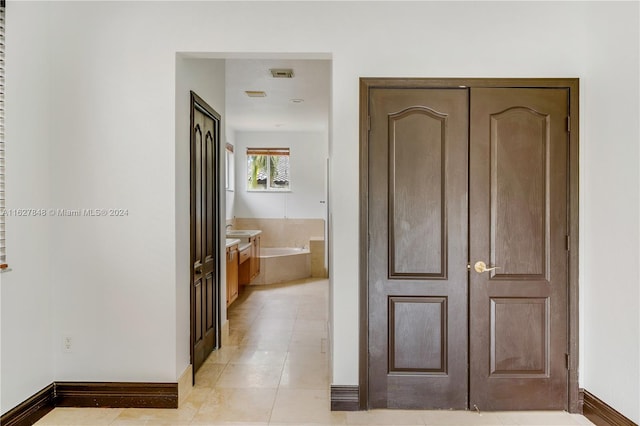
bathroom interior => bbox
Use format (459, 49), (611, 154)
(221, 58), (331, 318)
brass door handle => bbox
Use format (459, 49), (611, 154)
(474, 261), (500, 273)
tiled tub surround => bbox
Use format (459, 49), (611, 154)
(231, 218), (327, 283)
(233, 218), (324, 250)
(310, 237), (327, 278)
(252, 247), (311, 285)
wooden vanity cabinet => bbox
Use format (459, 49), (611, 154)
(238, 244), (251, 286)
(226, 244), (239, 307)
(237, 233), (261, 286)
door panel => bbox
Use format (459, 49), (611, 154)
(490, 107), (549, 279)
(389, 296), (447, 373)
(469, 88), (568, 410)
(490, 297), (548, 377)
(389, 107), (446, 277)
(368, 88), (468, 409)
(193, 109), (205, 359)
(191, 93), (221, 376)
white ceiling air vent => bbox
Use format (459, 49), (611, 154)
(270, 68), (294, 78)
(245, 91), (267, 97)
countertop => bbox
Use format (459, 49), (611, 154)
(225, 238), (241, 248)
(226, 229), (262, 238)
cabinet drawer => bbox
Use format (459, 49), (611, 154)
(239, 247), (251, 264)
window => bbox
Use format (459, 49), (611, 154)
(246, 148), (290, 191)
(225, 143), (234, 191)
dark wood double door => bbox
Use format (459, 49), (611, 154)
(364, 80), (575, 411)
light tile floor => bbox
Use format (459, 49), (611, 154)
(36, 278), (593, 426)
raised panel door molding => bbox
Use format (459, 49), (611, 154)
(388, 106), (447, 279)
(490, 106), (550, 281)
(490, 297), (550, 378)
(388, 296), (448, 374)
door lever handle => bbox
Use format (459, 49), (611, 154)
(474, 261), (500, 274)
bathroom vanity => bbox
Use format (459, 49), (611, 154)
(226, 230), (262, 286)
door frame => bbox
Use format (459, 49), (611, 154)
(358, 78), (580, 412)
(190, 91), (222, 381)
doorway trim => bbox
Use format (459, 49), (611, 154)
(358, 78), (579, 412)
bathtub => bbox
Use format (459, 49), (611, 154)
(251, 247), (311, 285)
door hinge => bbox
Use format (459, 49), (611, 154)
(566, 235), (570, 251)
(368, 116), (371, 131)
(567, 116), (571, 132)
(566, 353), (571, 370)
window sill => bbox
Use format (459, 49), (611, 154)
(246, 189), (292, 193)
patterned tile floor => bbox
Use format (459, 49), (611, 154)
(36, 278), (593, 425)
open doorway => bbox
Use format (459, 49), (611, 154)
(179, 55), (332, 393)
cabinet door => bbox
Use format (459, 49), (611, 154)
(250, 236), (261, 280)
(226, 246), (240, 307)
(225, 247), (231, 305)
(229, 248), (239, 303)
(254, 235), (261, 276)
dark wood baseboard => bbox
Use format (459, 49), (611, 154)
(55, 382), (178, 409)
(330, 385), (360, 411)
(0, 384), (55, 426)
(0, 382), (178, 426)
(583, 389), (637, 426)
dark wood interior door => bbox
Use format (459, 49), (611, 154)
(368, 88), (469, 409)
(469, 88), (569, 410)
(365, 83), (570, 411)
(190, 92), (221, 376)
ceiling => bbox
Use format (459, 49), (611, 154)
(225, 59), (331, 133)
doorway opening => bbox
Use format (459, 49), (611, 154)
(181, 54), (332, 390)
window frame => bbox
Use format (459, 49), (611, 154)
(246, 147), (291, 192)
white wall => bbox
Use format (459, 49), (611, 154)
(46, 2), (177, 382)
(0, 2), (54, 414)
(175, 56), (227, 379)
(234, 131), (328, 219)
(225, 129), (236, 221)
(581, 3), (639, 420)
(2, 1), (638, 421)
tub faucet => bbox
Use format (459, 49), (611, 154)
(226, 224), (233, 231)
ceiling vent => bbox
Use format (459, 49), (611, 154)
(245, 91), (267, 97)
(270, 68), (294, 78)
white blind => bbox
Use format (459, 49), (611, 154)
(246, 148), (290, 156)
(0, 2), (6, 266)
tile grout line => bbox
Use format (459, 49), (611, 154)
(267, 319), (298, 425)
